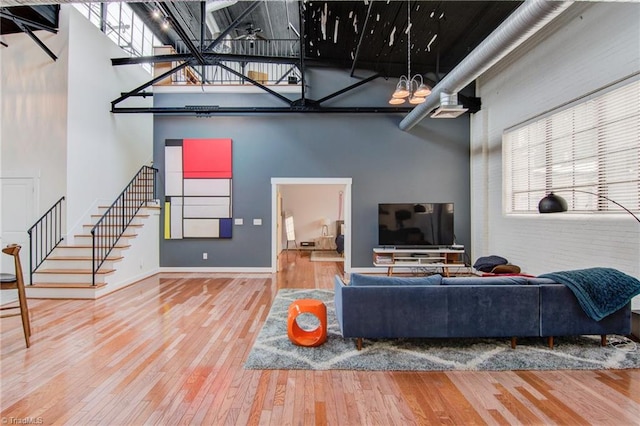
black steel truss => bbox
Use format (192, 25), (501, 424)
(110, 0), (407, 115)
(111, 53), (299, 66)
(111, 106), (414, 115)
(0, 8), (57, 61)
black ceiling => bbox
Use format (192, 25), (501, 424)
(1, 1), (521, 81)
(303, 1), (522, 77)
(130, 1), (522, 81)
(0, 5), (58, 35)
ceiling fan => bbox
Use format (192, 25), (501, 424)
(235, 23), (268, 42)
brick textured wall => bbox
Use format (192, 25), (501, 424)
(470, 3), (640, 308)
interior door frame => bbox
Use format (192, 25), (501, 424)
(1, 176), (37, 301)
(271, 177), (352, 273)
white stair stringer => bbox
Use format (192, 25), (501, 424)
(26, 205), (160, 299)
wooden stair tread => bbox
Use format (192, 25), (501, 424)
(96, 207), (152, 212)
(57, 244), (131, 249)
(35, 268), (115, 274)
(83, 224), (143, 228)
(74, 233), (138, 238)
(91, 214), (150, 218)
(47, 256), (124, 261)
(28, 283), (107, 289)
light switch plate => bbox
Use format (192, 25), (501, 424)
(234, 218), (243, 225)
(253, 218), (262, 226)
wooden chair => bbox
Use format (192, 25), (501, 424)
(1, 244), (31, 348)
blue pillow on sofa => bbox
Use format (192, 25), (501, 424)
(441, 276), (529, 286)
(349, 273), (442, 286)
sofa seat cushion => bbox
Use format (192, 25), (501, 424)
(349, 273), (442, 287)
(441, 276), (529, 286)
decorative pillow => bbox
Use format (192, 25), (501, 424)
(473, 255), (508, 272)
(349, 273), (442, 287)
(491, 264), (521, 274)
(441, 276), (529, 286)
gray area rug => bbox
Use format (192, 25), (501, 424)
(244, 289), (640, 371)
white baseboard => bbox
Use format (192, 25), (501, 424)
(159, 267), (273, 274)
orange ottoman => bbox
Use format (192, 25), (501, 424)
(287, 299), (327, 347)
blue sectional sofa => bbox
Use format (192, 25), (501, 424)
(333, 273), (632, 350)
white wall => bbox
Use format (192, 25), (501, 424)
(279, 184), (345, 248)
(1, 11), (69, 301)
(65, 7), (153, 238)
(96, 207), (160, 298)
(470, 3), (640, 307)
(1, 12), (69, 228)
(1, 7), (156, 302)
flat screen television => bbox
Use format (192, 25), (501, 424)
(378, 203), (454, 247)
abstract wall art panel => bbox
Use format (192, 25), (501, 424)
(164, 138), (233, 239)
(183, 178), (231, 196)
(183, 197), (231, 218)
(183, 218), (220, 238)
(183, 138), (232, 179)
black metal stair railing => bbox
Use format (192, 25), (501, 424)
(27, 196), (65, 285)
(91, 165), (158, 286)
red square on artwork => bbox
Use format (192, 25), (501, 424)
(183, 138), (232, 178)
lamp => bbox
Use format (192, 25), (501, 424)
(388, 2), (431, 105)
(538, 190), (640, 224)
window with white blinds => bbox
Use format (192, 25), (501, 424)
(503, 78), (640, 215)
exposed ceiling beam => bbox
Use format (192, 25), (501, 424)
(0, 9), (58, 33)
(16, 21), (57, 60)
(112, 52), (299, 66)
(158, 2), (206, 65)
(111, 106), (415, 115)
(204, 1), (260, 52)
(111, 61), (190, 111)
(216, 62), (293, 106)
(316, 73), (381, 104)
(2, 7), (58, 61)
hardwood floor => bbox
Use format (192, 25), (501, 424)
(1, 251), (638, 425)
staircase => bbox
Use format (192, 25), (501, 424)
(26, 165), (159, 299)
(27, 205), (157, 299)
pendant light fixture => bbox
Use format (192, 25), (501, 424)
(389, 2), (431, 105)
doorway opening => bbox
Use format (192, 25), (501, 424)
(271, 178), (352, 273)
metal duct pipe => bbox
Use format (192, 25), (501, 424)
(399, 0), (574, 132)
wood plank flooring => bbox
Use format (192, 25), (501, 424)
(1, 251), (638, 425)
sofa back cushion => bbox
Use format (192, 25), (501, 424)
(526, 277), (557, 285)
(349, 273), (442, 287)
(441, 276), (529, 286)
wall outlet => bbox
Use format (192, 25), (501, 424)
(202, 252), (208, 260)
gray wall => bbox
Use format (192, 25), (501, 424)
(154, 71), (471, 268)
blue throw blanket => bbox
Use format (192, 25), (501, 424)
(540, 267), (640, 321)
